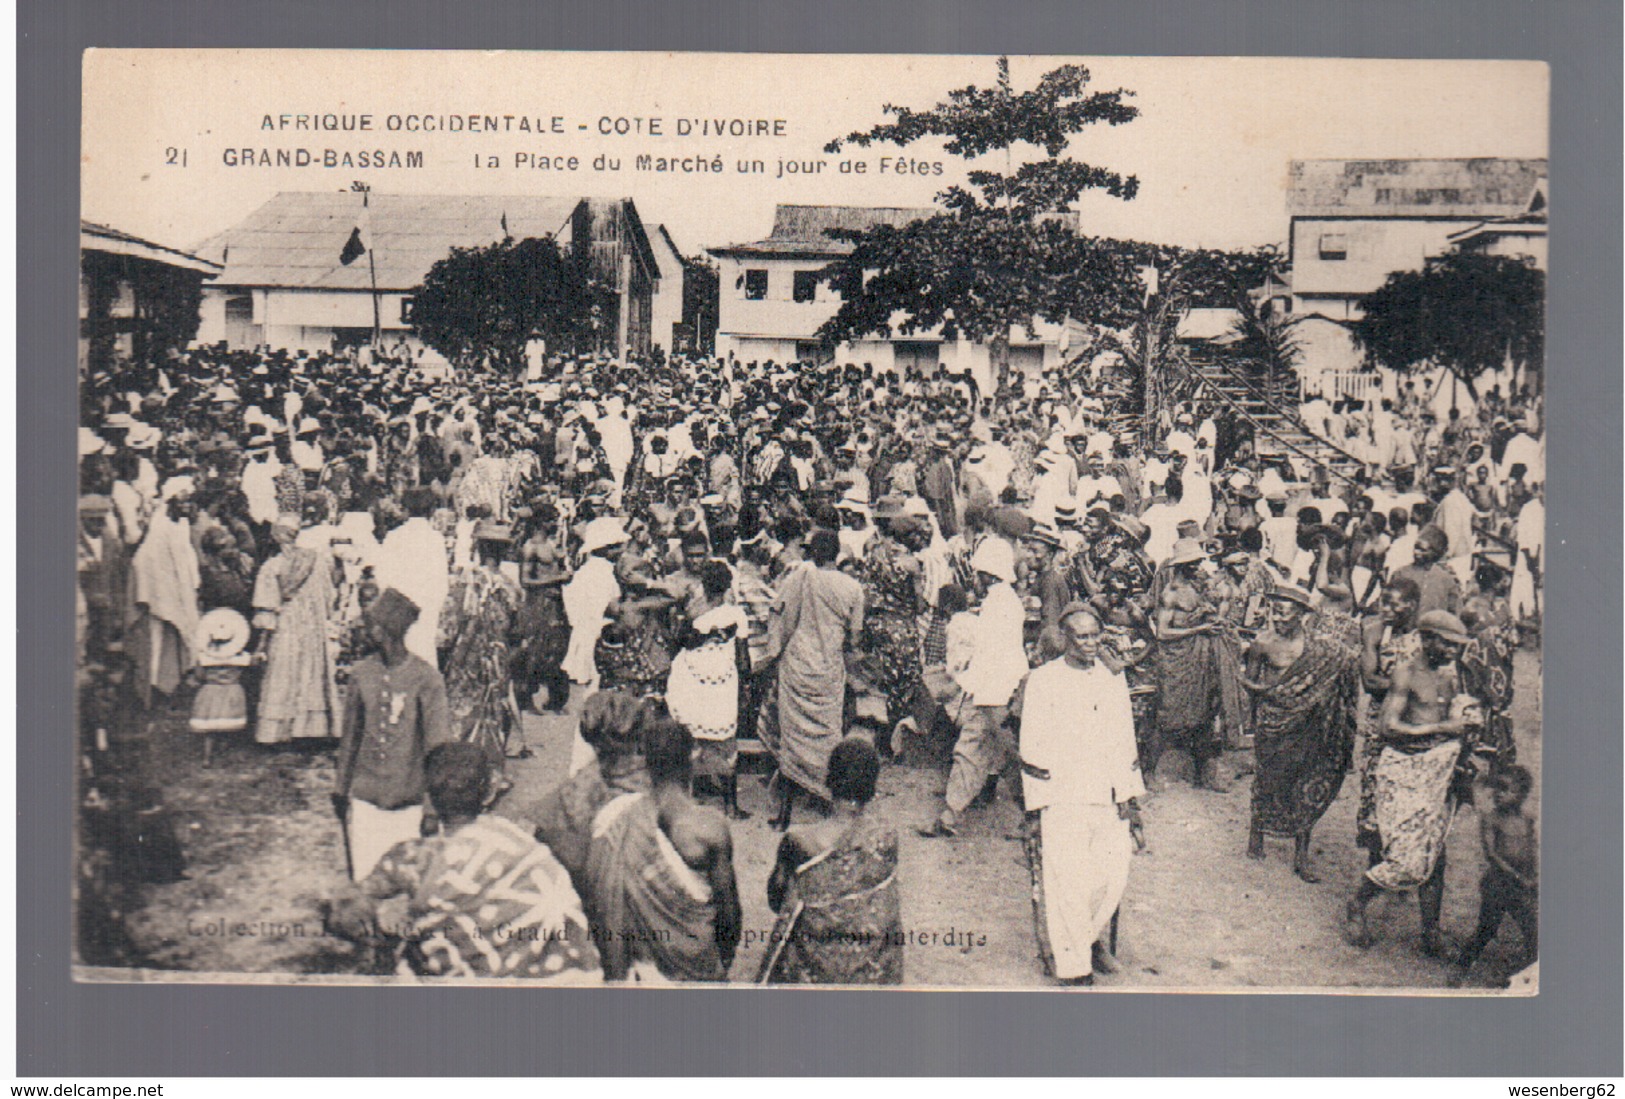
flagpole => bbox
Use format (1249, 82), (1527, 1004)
(363, 188), (381, 347)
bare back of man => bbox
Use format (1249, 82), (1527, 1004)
(653, 785), (743, 976)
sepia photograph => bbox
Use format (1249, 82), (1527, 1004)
(75, 49), (1547, 991)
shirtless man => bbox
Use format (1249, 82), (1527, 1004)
(1346, 610), (1480, 956)
(585, 713), (743, 981)
(1241, 587), (1330, 881)
(1394, 526), (1461, 617)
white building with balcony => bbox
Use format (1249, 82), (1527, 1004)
(708, 204), (1078, 389)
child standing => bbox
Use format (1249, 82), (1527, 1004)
(190, 609), (252, 764)
(1455, 765), (1538, 983)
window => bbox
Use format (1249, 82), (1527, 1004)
(1318, 233), (1348, 260)
(744, 269), (768, 300)
(792, 270), (819, 303)
(399, 296), (416, 324)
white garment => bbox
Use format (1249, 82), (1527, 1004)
(1019, 658), (1144, 980)
(1511, 498), (1544, 618)
(561, 555), (621, 684)
(346, 800), (423, 881)
(1434, 489), (1478, 560)
(374, 518), (450, 664)
(959, 581), (1029, 706)
(1500, 432), (1545, 485)
(242, 458), (282, 526)
(1141, 503), (1184, 567)
(1074, 475), (1118, 510)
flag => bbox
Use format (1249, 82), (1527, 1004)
(500, 211), (510, 239)
(340, 227), (366, 266)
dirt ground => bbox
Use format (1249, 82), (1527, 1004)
(106, 651), (1539, 991)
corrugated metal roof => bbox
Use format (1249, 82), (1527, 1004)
(194, 192), (591, 290)
(1288, 158), (1548, 219)
(82, 220), (222, 273)
(711, 204), (940, 257)
(768, 204), (941, 240)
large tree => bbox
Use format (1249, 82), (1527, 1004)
(412, 235), (615, 373)
(815, 57), (1142, 359)
(1352, 251), (1544, 400)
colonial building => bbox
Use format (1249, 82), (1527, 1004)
(79, 220), (221, 373)
(191, 192), (659, 362)
(1281, 158), (1547, 400)
(647, 223), (688, 356)
(708, 204), (1079, 387)
(1285, 157), (1548, 322)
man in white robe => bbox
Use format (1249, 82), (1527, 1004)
(373, 490), (451, 665)
(1020, 606), (1145, 984)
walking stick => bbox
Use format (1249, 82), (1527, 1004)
(337, 805), (355, 881)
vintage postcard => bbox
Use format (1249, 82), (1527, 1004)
(76, 50), (1546, 990)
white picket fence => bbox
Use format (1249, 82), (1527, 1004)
(1317, 369), (1384, 403)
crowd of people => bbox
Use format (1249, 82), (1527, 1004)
(75, 336), (1544, 986)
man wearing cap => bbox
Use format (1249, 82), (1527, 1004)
(921, 536), (1029, 837)
(334, 588), (454, 881)
(1347, 609), (1481, 955)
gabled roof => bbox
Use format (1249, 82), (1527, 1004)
(1287, 158), (1548, 219)
(649, 223), (686, 278)
(710, 204), (940, 258)
(193, 193), (623, 290)
(81, 220), (222, 274)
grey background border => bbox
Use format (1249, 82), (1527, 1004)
(19, 0), (1622, 1076)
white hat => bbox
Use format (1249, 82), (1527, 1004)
(195, 608), (251, 659)
(128, 424), (161, 450)
(295, 417), (321, 436)
(970, 537), (1017, 584)
(78, 428), (106, 457)
(837, 486), (870, 512)
(160, 475), (195, 501)
(579, 516), (629, 556)
(693, 605), (748, 635)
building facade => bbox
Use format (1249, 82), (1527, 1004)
(647, 223), (688, 356)
(80, 221), (222, 373)
(192, 193), (659, 362)
(708, 204), (1075, 388)
(1285, 157), (1548, 322)
(1281, 158), (1547, 401)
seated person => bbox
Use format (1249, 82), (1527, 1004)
(328, 742), (602, 982)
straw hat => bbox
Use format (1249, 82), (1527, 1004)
(1266, 584), (1316, 610)
(579, 516), (629, 556)
(195, 608), (250, 660)
(970, 538), (1017, 584)
(1165, 538), (1209, 566)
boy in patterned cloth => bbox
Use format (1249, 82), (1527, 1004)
(330, 741), (602, 982)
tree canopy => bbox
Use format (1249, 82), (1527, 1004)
(815, 57), (1144, 348)
(1352, 251), (1544, 399)
(412, 235), (614, 372)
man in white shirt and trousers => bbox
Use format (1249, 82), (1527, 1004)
(919, 537), (1029, 837)
(1020, 605), (1146, 986)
